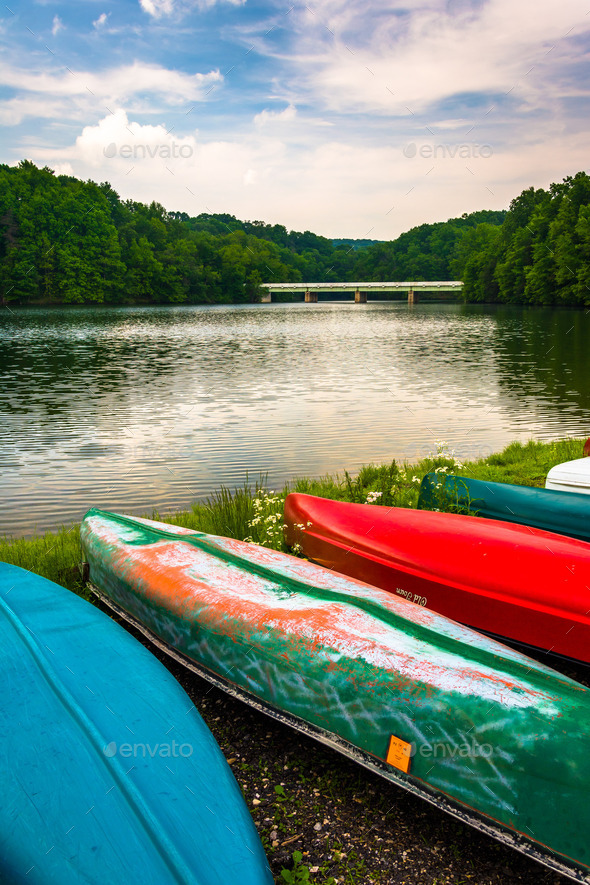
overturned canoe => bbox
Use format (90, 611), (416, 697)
(546, 456), (590, 495)
(81, 508), (590, 882)
(0, 562), (271, 885)
(284, 492), (590, 665)
(418, 471), (590, 542)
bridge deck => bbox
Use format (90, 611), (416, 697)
(262, 281), (462, 293)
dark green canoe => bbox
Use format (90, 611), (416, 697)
(418, 472), (590, 543)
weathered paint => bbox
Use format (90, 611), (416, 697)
(418, 472), (590, 543)
(0, 561), (272, 885)
(81, 509), (590, 883)
(284, 492), (590, 665)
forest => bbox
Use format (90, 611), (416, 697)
(1, 160), (589, 306)
(451, 172), (590, 306)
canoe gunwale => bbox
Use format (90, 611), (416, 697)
(88, 580), (590, 885)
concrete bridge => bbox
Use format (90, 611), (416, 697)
(260, 281), (463, 305)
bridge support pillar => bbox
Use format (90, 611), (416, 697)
(407, 288), (419, 305)
(354, 289), (367, 303)
(304, 290), (318, 303)
(260, 291), (272, 303)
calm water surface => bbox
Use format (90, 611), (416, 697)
(2, 301), (589, 536)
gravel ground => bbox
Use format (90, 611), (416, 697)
(95, 600), (584, 885)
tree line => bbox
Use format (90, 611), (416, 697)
(1, 160), (589, 306)
(451, 172), (590, 306)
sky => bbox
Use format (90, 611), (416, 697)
(1, 0), (590, 238)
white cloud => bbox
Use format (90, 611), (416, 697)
(0, 95), (66, 126)
(52, 162), (75, 176)
(0, 60), (220, 102)
(71, 108), (200, 167)
(254, 104), (297, 126)
(275, 0), (590, 118)
(139, 0), (244, 17)
(139, 0), (175, 17)
(0, 60), (222, 125)
(51, 15), (64, 36)
(93, 13), (109, 29)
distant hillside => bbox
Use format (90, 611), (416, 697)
(332, 238), (381, 250)
(352, 210), (506, 282)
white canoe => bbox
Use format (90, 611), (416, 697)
(546, 456), (590, 495)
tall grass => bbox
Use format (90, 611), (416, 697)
(152, 477), (286, 547)
(0, 437), (586, 595)
(0, 524), (85, 595)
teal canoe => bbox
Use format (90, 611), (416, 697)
(0, 562), (272, 885)
(81, 508), (590, 883)
(418, 472), (590, 543)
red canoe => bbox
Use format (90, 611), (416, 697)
(284, 493), (590, 665)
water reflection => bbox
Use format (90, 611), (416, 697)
(1, 302), (589, 536)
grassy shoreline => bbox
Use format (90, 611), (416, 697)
(0, 436), (585, 597)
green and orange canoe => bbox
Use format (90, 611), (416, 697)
(81, 508), (590, 883)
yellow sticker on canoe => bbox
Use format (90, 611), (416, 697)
(386, 735), (412, 773)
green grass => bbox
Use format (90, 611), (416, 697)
(0, 524), (85, 595)
(453, 437), (585, 486)
(0, 437), (586, 594)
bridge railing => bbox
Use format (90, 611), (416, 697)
(260, 281), (463, 303)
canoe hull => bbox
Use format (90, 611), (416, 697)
(546, 457), (590, 495)
(89, 578), (586, 881)
(81, 508), (590, 883)
(284, 492), (590, 665)
(418, 471), (590, 542)
(0, 562), (271, 885)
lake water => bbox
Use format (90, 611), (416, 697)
(2, 300), (589, 537)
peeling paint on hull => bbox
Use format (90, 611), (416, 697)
(81, 509), (590, 883)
